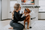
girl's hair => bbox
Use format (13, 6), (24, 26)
(14, 3), (20, 10)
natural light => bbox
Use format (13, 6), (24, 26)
(10, 1), (17, 12)
(39, 0), (45, 12)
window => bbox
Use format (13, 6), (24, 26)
(39, 0), (45, 12)
(10, 1), (17, 12)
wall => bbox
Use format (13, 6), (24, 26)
(38, 13), (45, 19)
(0, 0), (2, 21)
(38, 0), (45, 19)
(2, 0), (8, 19)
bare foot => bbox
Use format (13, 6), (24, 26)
(9, 27), (13, 29)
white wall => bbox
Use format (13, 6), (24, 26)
(38, 0), (45, 19)
(38, 13), (45, 19)
(0, 0), (2, 21)
(2, 0), (8, 19)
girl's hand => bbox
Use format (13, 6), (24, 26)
(24, 14), (27, 16)
(21, 11), (24, 14)
(24, 14), (29, 16)
(22, 13), (24, 14)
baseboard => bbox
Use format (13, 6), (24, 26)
(39, 12), (45, 13)
(2, 18), (11, 21)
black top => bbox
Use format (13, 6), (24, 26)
(12, 11), (26, 23)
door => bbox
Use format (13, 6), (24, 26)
(8, 0), (17, 18)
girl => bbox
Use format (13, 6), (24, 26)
(9, 3), (28, 30)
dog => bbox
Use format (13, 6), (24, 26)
(24, 8), (31, 29)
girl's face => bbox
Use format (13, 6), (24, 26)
(18, 6), (21, 11)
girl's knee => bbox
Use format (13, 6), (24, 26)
(21, 25), (24, 29)
(10, 21), (13, 27)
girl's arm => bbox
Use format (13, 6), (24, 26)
(19, 16), (26, 21)
(20, 14), (23, 16)
(18, 11), (23, 16)
(15, 13), (26, 21)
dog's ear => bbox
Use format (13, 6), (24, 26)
(28, 10), (30, 13)
(29, 10), (31, 13)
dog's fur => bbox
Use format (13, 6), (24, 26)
(24, 8), (31, 29)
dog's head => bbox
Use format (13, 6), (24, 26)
(24, 8), (31, 13)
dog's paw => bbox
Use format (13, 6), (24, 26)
(30, 27), (32, 28)
(27, 28), (29, 29)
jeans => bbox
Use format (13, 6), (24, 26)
(10, 20), (24, 30)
